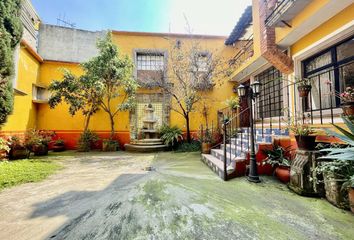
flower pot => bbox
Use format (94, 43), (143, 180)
(32, 144), (48, 156)
(53, 144), (65, 152)
(298, 85), (312, 98)
(201, 142), (212, 154)
(323, 172), (349, 209)
(275, 166), (290, 183)
(341, 102), (354, 116)
(102, 140), (119, 152)
(349, 187), (354, 214)
(295, 135), (317, 151)
(9, 148), (29, 160)
(0, 150), (8, 160)
(232, 108), (237, 114)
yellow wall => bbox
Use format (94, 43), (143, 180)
(291, 3), (354, 55)
(35, 33), (236, 136)
(1, 46), (40, 133)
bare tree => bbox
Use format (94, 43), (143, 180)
(144, 35), (230, 143)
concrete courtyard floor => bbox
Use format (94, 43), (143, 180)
(0, 151), (353, 240)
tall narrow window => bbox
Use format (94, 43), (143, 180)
(256, 66), (283, 119)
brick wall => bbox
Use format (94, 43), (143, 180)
(258, 0), (294, 74)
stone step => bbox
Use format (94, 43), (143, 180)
(201, 154), (226, 179)
(124, 144), (168, 153)
(136, 138), (163, 143)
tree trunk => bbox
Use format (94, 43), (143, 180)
(84, 114), (91, 132)
(109, 114), (115, 140)
(185, 114), (191, 143)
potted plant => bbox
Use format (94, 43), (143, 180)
(342, 175), (354, 213)
(296, 77), (312, 97)
(263, 144), (292, 183)
(102, 139), (119, 151)
(25, 129), (53, 156)
(0, 137), (10, 160)
(225, 96), (239, 113)
(53, 139), (66, 152)
(77, 130), (99, 152)
(325, 81), (354, 116)
(201, 128), (213, 154)
(9, 136), (29, 160)
(317, 116), (354, 209)
(159, 125), (183, 150)
(287, 116), (317, 150)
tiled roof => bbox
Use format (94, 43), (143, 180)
(225, 6), (253, 45)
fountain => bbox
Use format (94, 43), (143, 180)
(125, 103), (168, 152)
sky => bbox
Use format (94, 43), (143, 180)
(31, 0), (252, 36)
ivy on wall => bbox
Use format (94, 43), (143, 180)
(0, 0), (23, 126)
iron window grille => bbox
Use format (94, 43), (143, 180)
(256, 66), (284, 119)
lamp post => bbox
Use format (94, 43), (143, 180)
(237, 80), (261, 183)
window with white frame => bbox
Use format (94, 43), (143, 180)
(302, 35), (354, 111)
(136, 53), (164, 71)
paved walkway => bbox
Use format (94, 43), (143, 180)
(0, 151), (353, 240)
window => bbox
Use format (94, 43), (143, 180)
(256, 67), (283, 118)
(195, 54), (208, 72)
(303, 36), (354, 111)
(32, 84), (49, 103)
(136, 53), (164, 71)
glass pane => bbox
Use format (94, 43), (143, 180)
(309, 70), (336, 110)
(337, 38), (354, 62)
(305, 51), (332, 73)
(339, 61), (354, 91)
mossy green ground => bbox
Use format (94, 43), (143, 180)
(0, 157), (62, 191)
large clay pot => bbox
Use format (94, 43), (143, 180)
(0, 150), (8, 160)
(201, 142), (212, 154)
(349, 187), (354, 214)
(275, 166), (290, 183)
(298, 85), (312, 97)
(9, 148), (29, 160)
(295, 135), (317, 151)
(52, 144), (65, 152)
(341, 102), (354, 116)
(33, 144), (48, 156)
(323, 172), (349, 209)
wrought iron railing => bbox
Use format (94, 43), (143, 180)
(265, 0), (294, 27)
(215, 60), (353, 181)
(229, 35), (254, 70)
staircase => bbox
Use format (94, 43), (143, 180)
(201, 127), (290, 180)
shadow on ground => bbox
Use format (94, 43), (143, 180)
(28, 152), (354, 240)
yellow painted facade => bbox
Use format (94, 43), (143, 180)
(1, 0), (353, 148)
(2, 46), (40, 133)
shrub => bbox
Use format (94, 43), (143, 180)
(176, 140), (201, 152)
(0, 137), (10, 153)
(77, 130), (99, 152)
(159, 125), (183, 146)
(24, 129), (54, 149)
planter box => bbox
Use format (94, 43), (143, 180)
(323, 172), (349, 209)
(9, 148), (29, 160)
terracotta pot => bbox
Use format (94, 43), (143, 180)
(33, 144), (48, 156)
(298, 85), (312, 98)
(349, 187), (354, 214)
(295, 135), (317, 151)
(201, 142), (212, 154)
(9, 148), (29, 160)
(232, 108), (237, 114)
(323, 172), (349, 209)
(52, 144), (65, 152)
(0, 150), (8, 160)
(275, 166), (290, 183)
(341, 102), (354, 116)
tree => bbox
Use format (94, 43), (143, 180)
(82, 33), (138, 140)
(49, 33), (138, 140)
(150, 37), (229, 143)
(0, 0), (23, 126)
(48, 70), (103, 132)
